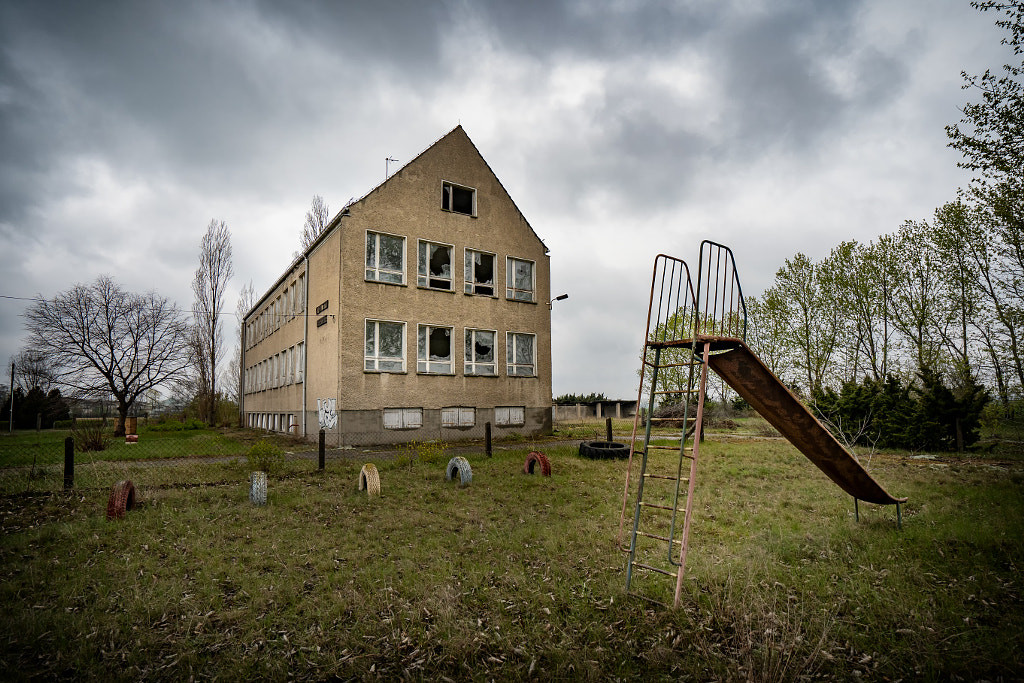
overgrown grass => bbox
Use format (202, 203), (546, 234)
(1, 435), (1022, 681)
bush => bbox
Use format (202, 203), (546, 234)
(72, 421), (109, 452)
(247, 439), (284, 476)
(395, 440), (450, 469)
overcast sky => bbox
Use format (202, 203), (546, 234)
(0, 0), (1012, 401)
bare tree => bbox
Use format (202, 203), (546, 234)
(192, 219), (234, 426)
(299, 195), (330, 250)
(13, 349), (58, 393)
(23, 276), (191, 436)
(223, 280), (256, 420)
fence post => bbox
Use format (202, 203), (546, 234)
(485, 422), (492, 458)
(64, 437), (74, 490)
(606, 417), (613, 442)
(318, 429), (325, 470)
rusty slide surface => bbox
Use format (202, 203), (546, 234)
(700, 337), (906, 505)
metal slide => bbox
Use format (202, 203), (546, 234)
(702, 336), (907, 506)
(620, 241), (905, 607)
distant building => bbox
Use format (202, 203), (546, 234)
(241, 126), (553, 444)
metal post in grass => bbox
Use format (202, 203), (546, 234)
(485, 422), (492, 457)
(606, 417), (613, 442)
(64, 437), (74, 490)
(318, 429), (325, 470)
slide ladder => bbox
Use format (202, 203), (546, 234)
(618, 242), (745, 607)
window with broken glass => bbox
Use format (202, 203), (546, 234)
(441, 181), (476, 216)
(365, 231), (405, 284)
(464, 249), (496, 296)
(365, 319), (406, 373)
(506, 257), (535, 302)
(464, 328), (497, 376)
(418, 241), (453, 290)
(506, 332), (536, 377)
(417, 324), (454, 374)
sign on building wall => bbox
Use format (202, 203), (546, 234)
(317, 398), (338, 430)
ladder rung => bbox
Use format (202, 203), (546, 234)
(639, 501), (684, 512)
(644, 473), (682, 481)
(653, 389), (696, 396)
(648, 416), (695, 422)
(646, 444), (693, 451)
(631, 562), (677, 577)
(636, 530), (677, 544)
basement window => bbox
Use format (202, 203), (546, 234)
(464, 249), (495, 296)
(418, 241), (453, 290)
(442, 407), (476, 428)
(464, 328), (497, 376)
(495, 406), (525, 427)
(417, 324), (454, 374)
(442, 181), (476, 216)
(383, 407), (423, 430)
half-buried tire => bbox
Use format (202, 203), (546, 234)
(359, 463), (381, 497)
(106, 480), (136, 520)
(578, 441), (630, 460)
(446, 456), (472, 487)
(523, 451), (552, 476)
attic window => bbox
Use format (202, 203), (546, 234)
(442, 181), (476, 216)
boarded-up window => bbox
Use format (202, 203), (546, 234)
(383, 408), (423, 430)
(442, 407), (476, 428)
(495, 406), (525, 427)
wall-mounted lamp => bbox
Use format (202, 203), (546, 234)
(548, 293), (569, 309)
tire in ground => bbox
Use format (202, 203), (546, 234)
(106, 480), (136, 520)
(523, 451), (552, 476)
(359, 463), (381, 497)
(578, 441), (630, 460)
(446, 456), (472, 486)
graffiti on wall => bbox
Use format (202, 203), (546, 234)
(317, 398), (338, 430)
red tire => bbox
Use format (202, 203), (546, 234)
(106, 480), (136, 520)
(523, 451), (551, 476)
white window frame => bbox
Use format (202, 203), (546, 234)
(417, 324), (454, 375)
(383, 407), (423, 430)
(441, 180), (476, 216)
(506, 257), (536, 302)
(365, 231), (406, 284)
(506, 332), (537, 377)
(296, 342), (304, 383)
(442, 407), (476, 428)
(495, 406), (525, 427)
(365, 319), (406, 373)
(464, 328), (497, 376)
(417, 239), (454, 291)
(464, 248), (496, 296)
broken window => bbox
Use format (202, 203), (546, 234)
(442, 181), (476, 216)
(418, 241), (453, 290)
(506, 332), (536, 377)
(417, 324), (454, 374)
(383, 407), (423, 430)
(365, 319), (406, 373)
(464, 249), (495, 296)
(464, 328), (497, 376)
(365, 231), (405, 284)
(442, 407), (476, 428)
(495, 406), (525, 427)
(506, 257), (535, 302)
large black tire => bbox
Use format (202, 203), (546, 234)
(446, 456), (472, 487)
(523, 451), (552, 476)
(359, 463), (381, 497)
(578, 441), (630, 460)
(106, 480), (136, 520)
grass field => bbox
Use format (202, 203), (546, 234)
(1, 423), (1022, 681)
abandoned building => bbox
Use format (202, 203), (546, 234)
(240, 126), (553, 444)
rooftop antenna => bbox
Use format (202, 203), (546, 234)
(385, 157), (399, 180)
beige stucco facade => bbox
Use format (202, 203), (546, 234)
(241, 126), (553, 444)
